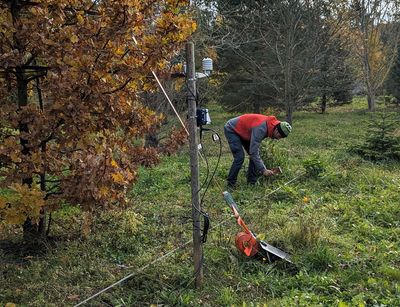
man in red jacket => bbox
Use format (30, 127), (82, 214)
(224, 114), (292, 187)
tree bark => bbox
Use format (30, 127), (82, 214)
(367, 94), (375, 112)
(321, 94), (327, 114)
(253, 100), (261, 113)
(37, 78), (47, 236)
(286, 101), (293, 124)
(17, 70), (45, 241)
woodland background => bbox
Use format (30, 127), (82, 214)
(1, 0), (399, 306)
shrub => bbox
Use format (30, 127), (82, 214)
(260, 140), (290, 171)
(302, 154), (326, 177)
(353, 112), (400, 161)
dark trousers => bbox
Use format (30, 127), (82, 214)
(224, 126), (258, 186)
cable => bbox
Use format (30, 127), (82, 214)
(152, 71), (189, 136)
(197, 145), (210, 195)
(196, 128), (223, 243)
(260, 172), (305, 200)
(131, 34), (189, 136)
(199, 128), (223, 207)
(131, 34), (210, 242)
(74, 173), (303, 306)
(74, 238), (193, 307)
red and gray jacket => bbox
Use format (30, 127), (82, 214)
(225, 114), (281, 172)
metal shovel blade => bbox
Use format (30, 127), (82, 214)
(259, 240), (292, 263)
(223, 190), (292, 264)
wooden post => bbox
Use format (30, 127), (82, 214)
(186, 41), (203, 287)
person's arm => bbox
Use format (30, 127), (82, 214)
(249, 123), (269, 174)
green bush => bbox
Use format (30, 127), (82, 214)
(260, 140), (290, 171)
(302, 154), (326, 177)
(353, 112), (400, 161)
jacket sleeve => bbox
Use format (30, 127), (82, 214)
(249, 122), (267, 173)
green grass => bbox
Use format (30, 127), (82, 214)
(1, 98), (400, 306)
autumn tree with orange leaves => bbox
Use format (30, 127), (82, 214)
(0, 0), (195, 240)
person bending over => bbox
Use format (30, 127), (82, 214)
(224, 114), (292, 187)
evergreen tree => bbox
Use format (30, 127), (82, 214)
(214, 0), (335, 122)
(315, 34), (355, 113)
(355, 112), (400, 161)
(215, 0), (278, 113)
(218, 43), (278, 113)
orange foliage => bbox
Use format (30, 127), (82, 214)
(0, 184), (45, 225)
(159, 127), (189, 156)
(0, 0), (195, 225)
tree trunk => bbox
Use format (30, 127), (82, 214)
(37, 78), (48, 237)
(359, 1), (376, 112)
(367, 93), (376, 112)
(145, 133), (159, 147)
(17, 70), (46, 241)
(321, 94), (327, 114)
(286, 102), (293, 124)
(253, 100), (261, 113)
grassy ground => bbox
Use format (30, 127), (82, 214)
(1, 98), (399, 306)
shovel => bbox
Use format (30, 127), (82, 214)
(223, 191), (292, 263)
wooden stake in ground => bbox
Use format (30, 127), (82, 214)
(186, 41), (203, 287)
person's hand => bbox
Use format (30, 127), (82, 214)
(263, 169), (275, 177)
